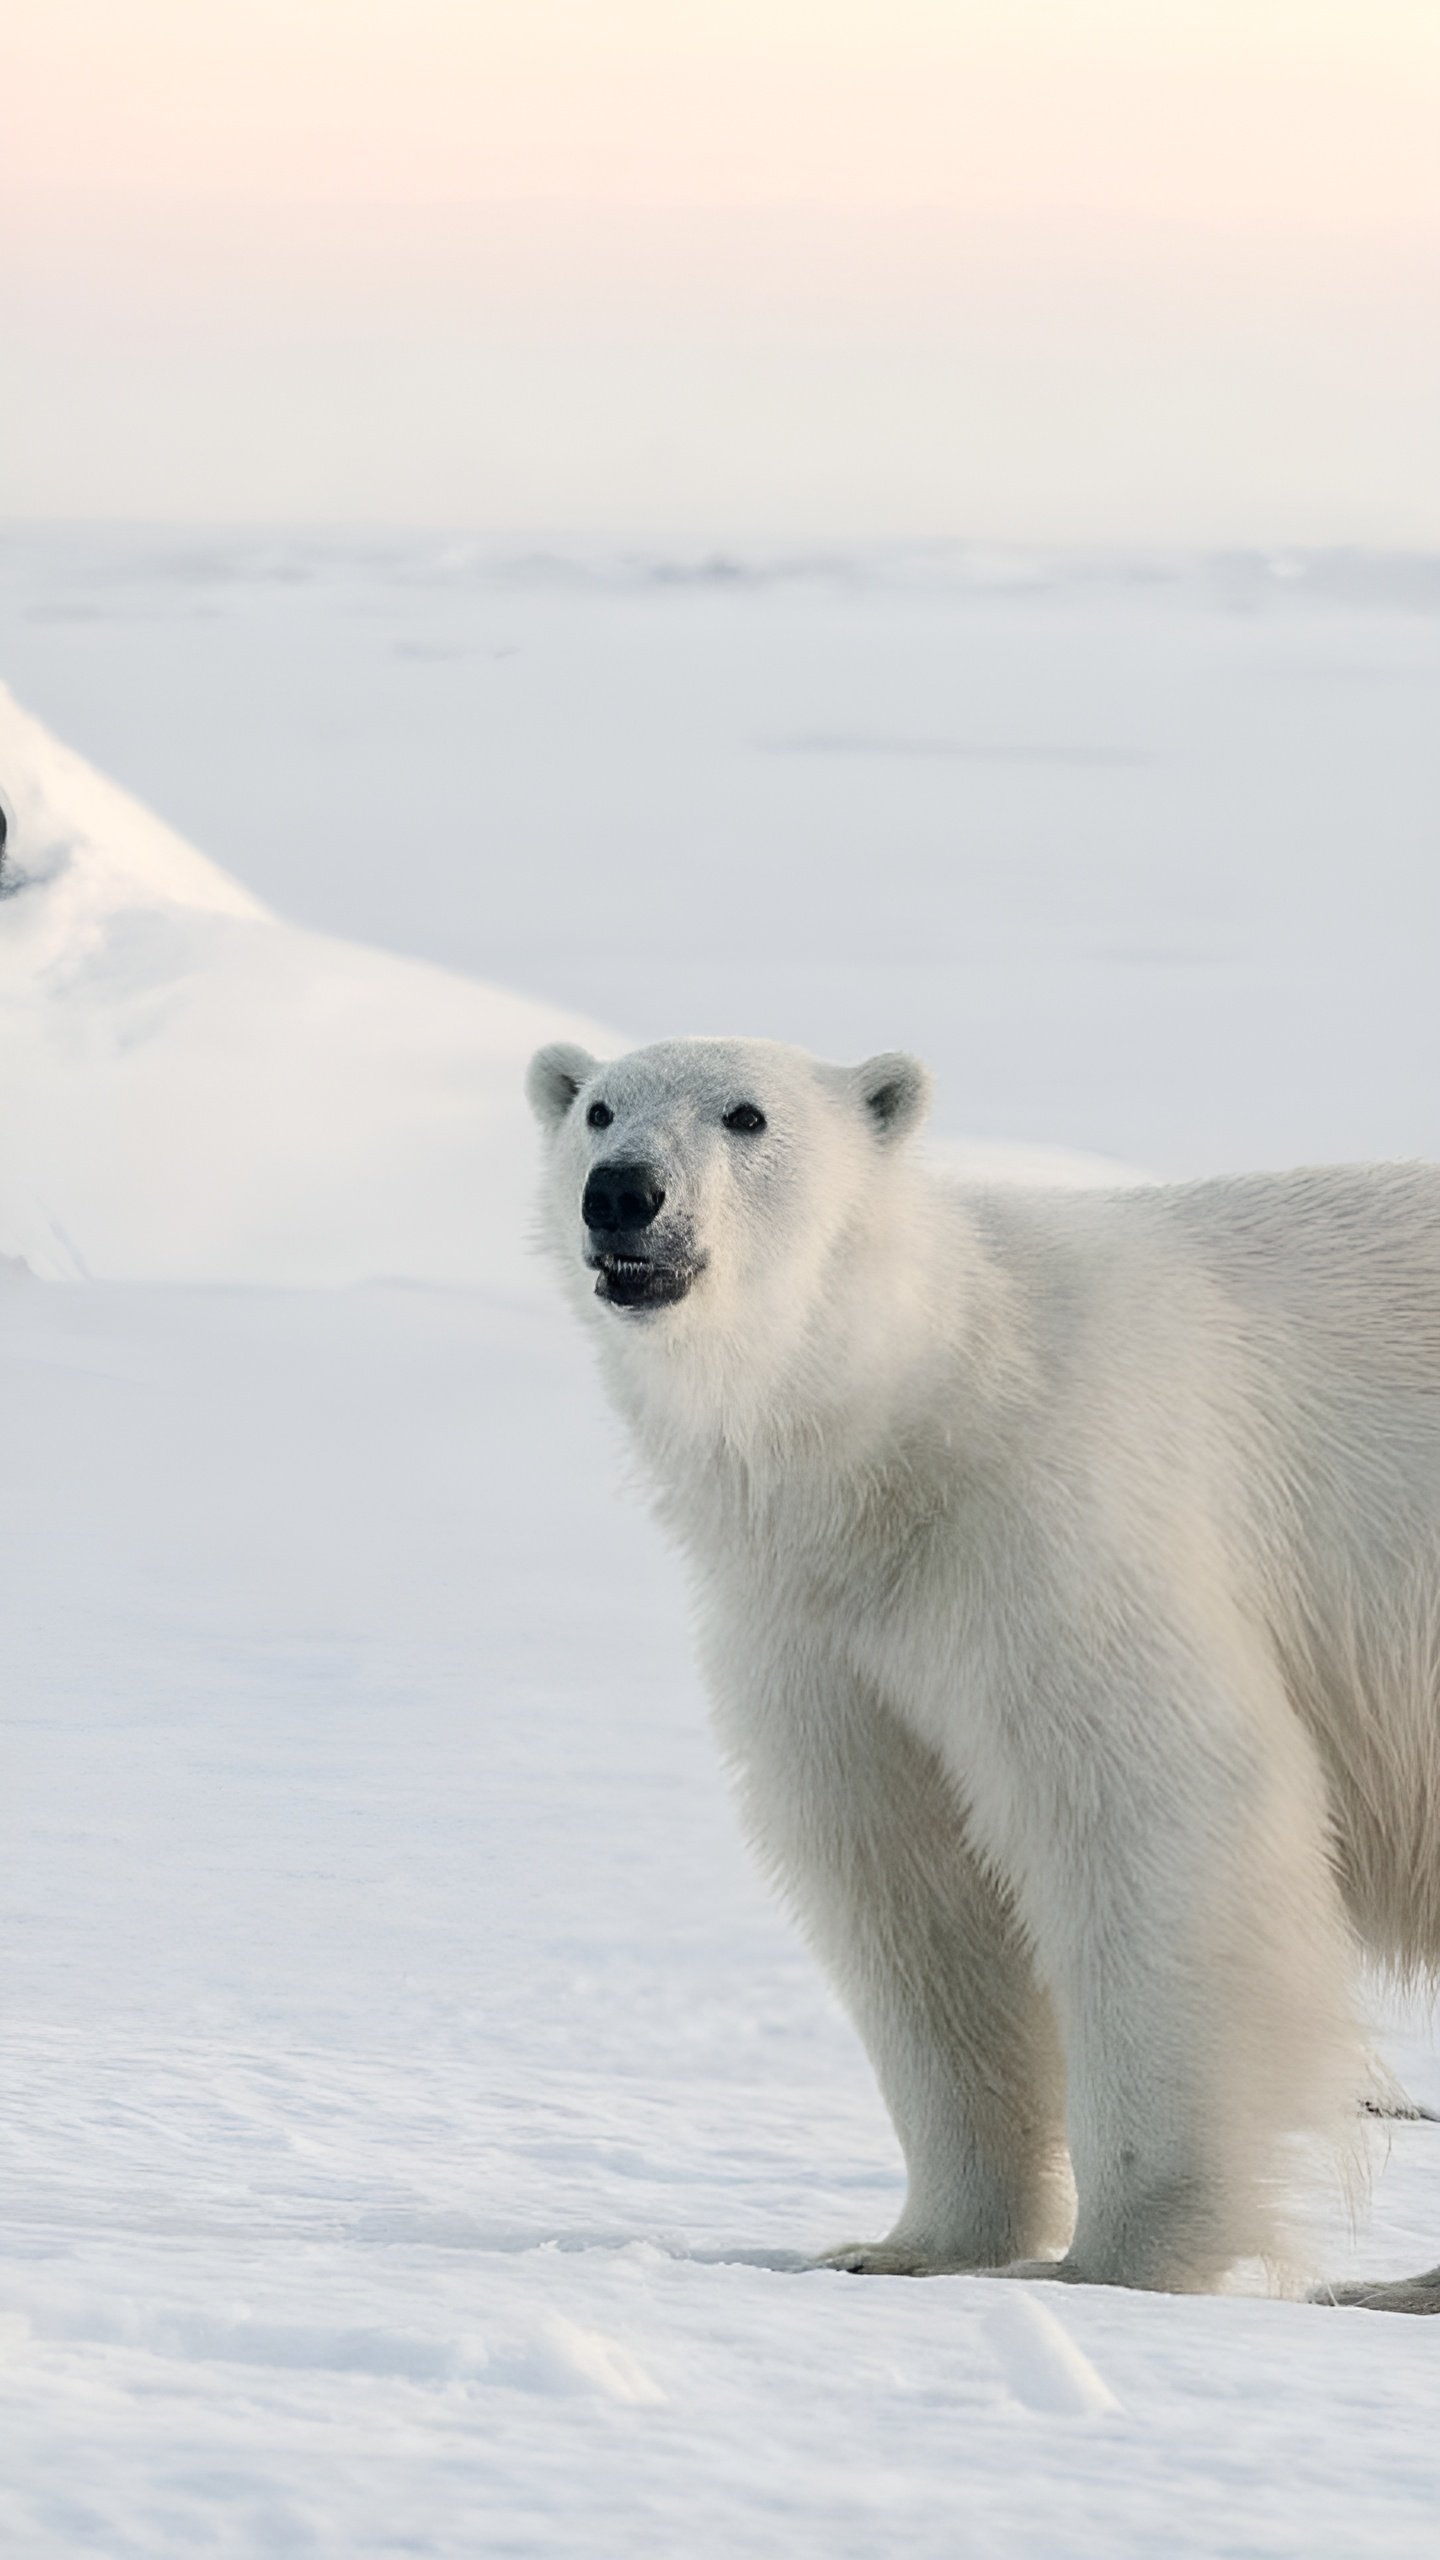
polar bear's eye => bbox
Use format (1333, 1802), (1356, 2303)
(723, 1103), (766, 1135)
(586, 1100), (614, 1130)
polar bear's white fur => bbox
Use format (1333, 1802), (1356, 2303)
(527, 1034), (1440, 2309)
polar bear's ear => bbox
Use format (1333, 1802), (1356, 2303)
(853, 1053), (932, 1146)
(526, 1043), (598, 1130)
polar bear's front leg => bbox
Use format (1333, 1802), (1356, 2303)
(708, 1636), (1070, 2274)
(968, 1615), (1362, 2295)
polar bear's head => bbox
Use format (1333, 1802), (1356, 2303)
(526, 1038), (932, 1391)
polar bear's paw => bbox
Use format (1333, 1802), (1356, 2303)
(1310, 2265), (1440, 2315)
(812, 2239), (978, 2277)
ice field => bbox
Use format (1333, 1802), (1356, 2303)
(1, 533), (1438, 2555)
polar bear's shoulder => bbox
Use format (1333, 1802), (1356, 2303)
(1152, 1162), (1440, 1304)
(923, 1158), (1440, 1391)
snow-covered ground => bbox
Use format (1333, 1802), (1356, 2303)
(2, 533), (1438, 2555)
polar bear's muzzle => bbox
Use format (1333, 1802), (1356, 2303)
(581, 1157), (703, 1313)
(589, 1252), (701, 1311)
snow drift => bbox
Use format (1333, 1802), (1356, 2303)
(0, 685), (611, 1286)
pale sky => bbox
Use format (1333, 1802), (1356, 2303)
(5, 0), (1440, 539)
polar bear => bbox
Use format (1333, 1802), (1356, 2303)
(526, 1034), (1440, 2310)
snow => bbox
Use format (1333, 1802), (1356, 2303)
(1, 532), (1438, 2555)
(0, 683), (609, 1287)
(5, 531), (1440, 1178)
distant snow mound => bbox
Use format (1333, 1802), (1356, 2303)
(0, 685), (611, 1287)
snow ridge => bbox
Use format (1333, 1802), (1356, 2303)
(0, 685), (610, 1287)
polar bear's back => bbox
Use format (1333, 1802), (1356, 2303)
(1156, 1161), (1440, 1386)
(935, 1158), (1440, 1409)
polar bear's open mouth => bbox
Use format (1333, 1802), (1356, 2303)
(591, 1252), (699, 1312)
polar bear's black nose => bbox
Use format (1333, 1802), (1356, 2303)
(583, 1162), (666, 1234)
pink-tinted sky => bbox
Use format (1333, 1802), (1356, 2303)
(6, 0), (1440, 535)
